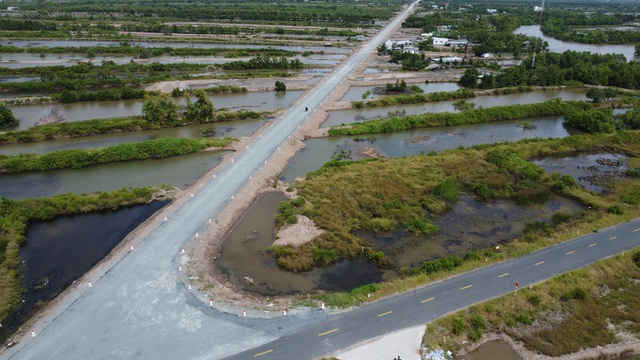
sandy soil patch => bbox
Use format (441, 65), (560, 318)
(274, 215), (325, 246)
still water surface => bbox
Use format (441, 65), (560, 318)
(0, 150), (226, 199)
(323, 88), (587, 128)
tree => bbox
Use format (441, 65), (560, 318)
(459, 67), (480, 88)
(142, 93), (179, 125)
(275, 81), (287, 91)
(603, 88), (618, 101)
(586, 88), (606, 103)
(185, 90), (214, 122)
(0, 102), (18, 128)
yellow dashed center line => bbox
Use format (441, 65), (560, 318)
(566, 251), (575, 255)
(254, 349), (273, 357)
(498, 273), (509, 278)
(421, 297), (435, 304)
(378, 311), (392, 317)
(460, 285), (473, 290)
(318, 328), (339, 337)
(610, 236), (617, 240)
(535, 261), (544, 266)
(588, 243), (597, 247)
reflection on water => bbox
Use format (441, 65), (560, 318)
(514, 25), (638, 61)
(339, 82), (460, 102)
(0, 119), (265, 156)
(10, 91), (302, 130)
(359, 194), (582, 268)
(281, 116), (578, 183)
(217, 192), (381, 295)
(324, 88), (587, 128)
(0, 201), (169, 343)
(532, 152), (628, 194)
(0, 151), (226, 199)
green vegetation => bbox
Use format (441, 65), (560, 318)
(351, 89), (475, 108)
(423, 250), (640, 357)
(0, 137), (234, 173)
(0, 108), (266, 145)
(275, 81), (287, 92)
(221, 57), (303, 71)
(0, 187), (164, 327)
(542, 11), (640, 45)
(340, 99), (584, 136)
(479, 51), (640, 89)
(272, 131), (640, 275)
(273, 130), (640, 314)
(0, 102), (18, 128)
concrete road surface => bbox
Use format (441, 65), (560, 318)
(2, 2), (417, 360)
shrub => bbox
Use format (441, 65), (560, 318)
(434, 178), (459, 202)
(606, 205), (624, 215)
(561, 287), (588, 301)
(469, 328), (483, 341)
(313, 247), (338, 264)
(452, 318), (467, 335)
(405, 217), (439, 236)
(633, 251), (640, 268)
(551, 212), (573, 224)
(471, 316), (485, 331)
(351, 283), (378, 296)
(528, 295), (541, 306)
(516, 313), (533, 325)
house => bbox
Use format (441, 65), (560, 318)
(420, 32), (433, 40)
(534, 6), (543, 12)
(481, 53), (494, 58)
(354, 35), (367, 41)
(384, 39), (414, 52)
(432, 37), (449, 46)
(435, 56), (463, 63)
(446, 39), (469, 48)
(486, 9), (497, 14)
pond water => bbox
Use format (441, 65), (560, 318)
(0, 53), (341, 68)
(0, 150), (226, 199)
(0, 39), (352, 54)
(0, 119), (265, 156)
(514, 25), (639, 61)
(10, 90), (302, 130)
(0, 201), (169, 343)
(532, 152), (628, 194)
(359, 194), (583, 269)
(323, 88), (587, 128)
(281, 116), (578, 183)
(217, 192), (382, 295)
(339, 82), (460, 102)
(464, 340), (522, 360)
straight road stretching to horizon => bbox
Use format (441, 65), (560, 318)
(2, 2), (418, 360)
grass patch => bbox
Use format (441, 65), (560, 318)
(422, 250), (640, 357)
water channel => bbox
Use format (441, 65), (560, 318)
(0, 118), (267, 156)
(514, 25), (639, 61)
(0, 201), (169, 343)
(339, 82), (461, 102)
(282, 115), (579, 183)
(0, 39), (353, 54)
(0, 150), (226, 199)
(10, 90), (302, 130)
(217, 192), (382, 295)
(323, 88), (588, 128)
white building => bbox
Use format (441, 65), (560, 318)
(432, 37), (449, 46)
(486, 9), (497, 14)
(534, 6), (543, 12)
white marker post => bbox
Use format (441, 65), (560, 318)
(321, 302), (325, 310)
(130, 245), (134, 251)
(283, 309), (287, 315)
(195, 233), (199, 238)
(182, 248), (185, 254)
(208, 219), (212, 224)
(179, 266), (182, 271)
(88, 281), (92, 288)
(164, 216), (167, 222)
(188, 284), (191, 290)
(31, 330), (36, 338)
(243, 310), (246, 317)
(209, 299), (213, 306)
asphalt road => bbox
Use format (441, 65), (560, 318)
(2, 3), (416, 360)
(225, 219), (640, 360)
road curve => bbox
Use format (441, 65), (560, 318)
(2, 3), (417, 360)
(225, 219), (640, 360)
